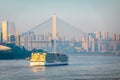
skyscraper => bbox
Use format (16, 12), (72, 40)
(94, 32), (101, 51)
(111, 33), (116, 40)
(103, 32), (109, 40)
(15, 33), (21, 46)
(116, 34), (120, 41)
(94, 32), (101, 40)
(0, 27), (2, 42)
(9, 22), (16, 35)
(8, 34), (16, 44)
(2, 21), (8, 42)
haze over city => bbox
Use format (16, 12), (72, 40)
(0, 0), (120, 33)
(1, 1), (120, 80)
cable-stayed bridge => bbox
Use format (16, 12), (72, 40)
(26, 15), (83, 38)
(21, 14), (83, 52)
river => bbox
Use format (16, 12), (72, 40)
(0, 55), (120, 80)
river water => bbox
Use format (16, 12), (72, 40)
(0, 55), (120, 80)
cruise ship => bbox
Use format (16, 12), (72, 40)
(30, 14), (68, 66)
(30, 52), (68, 66)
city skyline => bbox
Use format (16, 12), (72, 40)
(0, 15), (120, 54)
(1, 18), (120, 53)
(0, 0), (120, 33)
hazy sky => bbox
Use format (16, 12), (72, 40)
(0, 0), (120, 33)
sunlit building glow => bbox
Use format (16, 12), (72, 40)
(2, 21), (8, 42)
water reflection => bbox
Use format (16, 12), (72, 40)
(30, 66), (46, 72)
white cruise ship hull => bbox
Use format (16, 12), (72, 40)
(30, 61), (68, 66)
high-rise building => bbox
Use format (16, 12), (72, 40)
(2, 21), (8, 42)
(0, 33), (2, 42)
(103, 32), (109, 40)
(15, 33), (21, 46)
(94, 32), (101, 40)
(0, 27), (2, 42)
(9, 22), (16, 35)
(91, 38), (95, 52)
(35, 34), (40, 49)
(94, 32), (101, 51)
(21, 33), (29, 49)
(82, 36), (89, 52)
(8, 34), (16, 44)
(111, 33), (116, 40)
(116, 34), (120, 41)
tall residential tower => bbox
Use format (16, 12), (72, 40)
(2, 21), (8, 42)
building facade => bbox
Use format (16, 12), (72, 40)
(2, 21), (8, 42)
